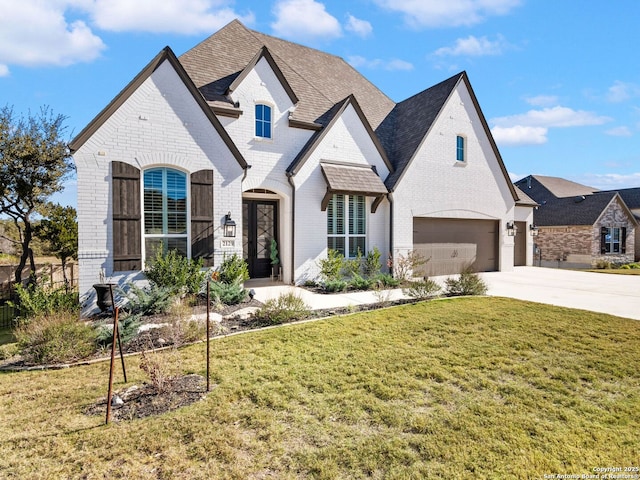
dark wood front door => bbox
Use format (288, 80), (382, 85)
(243, 200), (278, 278)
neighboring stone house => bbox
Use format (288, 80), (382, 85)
(70, 20), (535, 310)
(514, 175), (637, 267)
(603, 187), (640, 261)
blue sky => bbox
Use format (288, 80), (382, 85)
(1, 0), (639, 208)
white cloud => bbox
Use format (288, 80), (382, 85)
(525, 95), (559, 107)
(605, 126), (633, 137)
(492, 106), (611, 129)
(271, 0), (341, 41)
(0, 64), (9, 77)
(89, 0), (253, 34)
(491, 126), (548, 146)
(434, 35), (508, 56)
(577, 173), (640, 190)
(345, 14), (372, 37)
(0, 1), (105, 72)
(348, 55), (413, 71)
(606, 81), (640, 103)
(490, 106), (611, 146)
(373, 0), (522, 28)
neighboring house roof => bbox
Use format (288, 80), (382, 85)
(515, 175), (638, 226)
(529, 175), (598, 198)
(513, 185), (538, 207)
(602, 187), (640, 219)
(179, 19), (395, 130)
(68, 47), (248, 170)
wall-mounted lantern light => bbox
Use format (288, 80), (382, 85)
(223, 212), (236, 238)
(506, 222), (517, 237)
(529, 224), (539, 236)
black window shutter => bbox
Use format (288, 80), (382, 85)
(600, 227), (608, 254)
(621, 227), (627, 254)
(191, 170), (215, 267)
(112, 161), (142, 271)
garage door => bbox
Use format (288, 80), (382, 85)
(413, 218), (498, 276)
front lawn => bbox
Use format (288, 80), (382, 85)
(0, 297), (638, 478)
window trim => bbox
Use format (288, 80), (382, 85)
(456, 135), (466, 162)
(327, 194), (367, 258)
(255, 102), (273, 140)
(142, 166), (190, 263)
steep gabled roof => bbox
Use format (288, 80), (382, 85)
(287, 95), (392, 176)
(68, 47), (247, 169)
(378, 72), (461, 189)
(179, 19), (395, 130)
(380, 72), (517, 201)
(227, 46), (298, 105)
(602, 187), (640, 214)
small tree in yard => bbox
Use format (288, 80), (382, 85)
(36, 203), (78, 288)
(0, 106), (74, 285)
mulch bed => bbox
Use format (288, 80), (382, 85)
(84, 374), (209, 421)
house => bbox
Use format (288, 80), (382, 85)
(514, 175), (638, 267)
(70, 20), (535, 310)
(603, 187), (640, 261)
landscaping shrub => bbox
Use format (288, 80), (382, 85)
(595, 259), (612, 269)
(145, 249), (206, 295)
(123, 283), (177, 316)
(373, 273), (400, 288)
(403, 278), (442, 299)
(208, 278), (247, 305)
(10, 280), (78, 320)
(363, 247), (382, 277)
(217, 254), (249, 285)
(255, 292), (310, 325)
(444, 268), (488, 296)
(393, 250), (429, 282)
(318, 249), (345, 282)
(15, 313), (97, 364)
(348, 274), (373, 291)
(95, 313), (142, 348)
(323, 279), (348, 292)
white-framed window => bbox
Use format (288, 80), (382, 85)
(143, 167), (188, 260)
(255, 103), (272, 139)
(327, 194), (366, 257)
(603, 226), (621, 253)
(456, 135), (466, 162)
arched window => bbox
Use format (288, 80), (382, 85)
(255, 104), (272, 138)
(143, 167), (188, 259)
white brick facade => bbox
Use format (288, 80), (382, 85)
(391, 83), (517, 272)
(74, 61), (244, 308)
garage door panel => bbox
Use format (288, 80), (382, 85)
(413, 218), (498, 276)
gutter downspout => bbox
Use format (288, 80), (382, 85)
(287, 172), (296, 284)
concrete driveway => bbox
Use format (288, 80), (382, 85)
(480, 267), (640, 320)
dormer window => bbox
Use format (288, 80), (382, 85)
(255, 104), (272, 139)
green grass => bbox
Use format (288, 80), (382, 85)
(586, 268), (640, 275)
(1, 297), (639, 479)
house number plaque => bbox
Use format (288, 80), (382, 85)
(221, 239), (235, 248)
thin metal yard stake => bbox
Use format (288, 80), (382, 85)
(206, 279), (210, 392)
(105, 306), (119, 425)
(109, 285), (127, 383)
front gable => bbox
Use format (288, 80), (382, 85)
(393, 78), (515, 219)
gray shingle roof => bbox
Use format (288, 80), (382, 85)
(379, 72), (463, 190)
(514, 175), (625, 226)
(179, 19), (395, 130)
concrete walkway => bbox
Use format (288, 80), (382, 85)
(247, 267), (640, 320)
